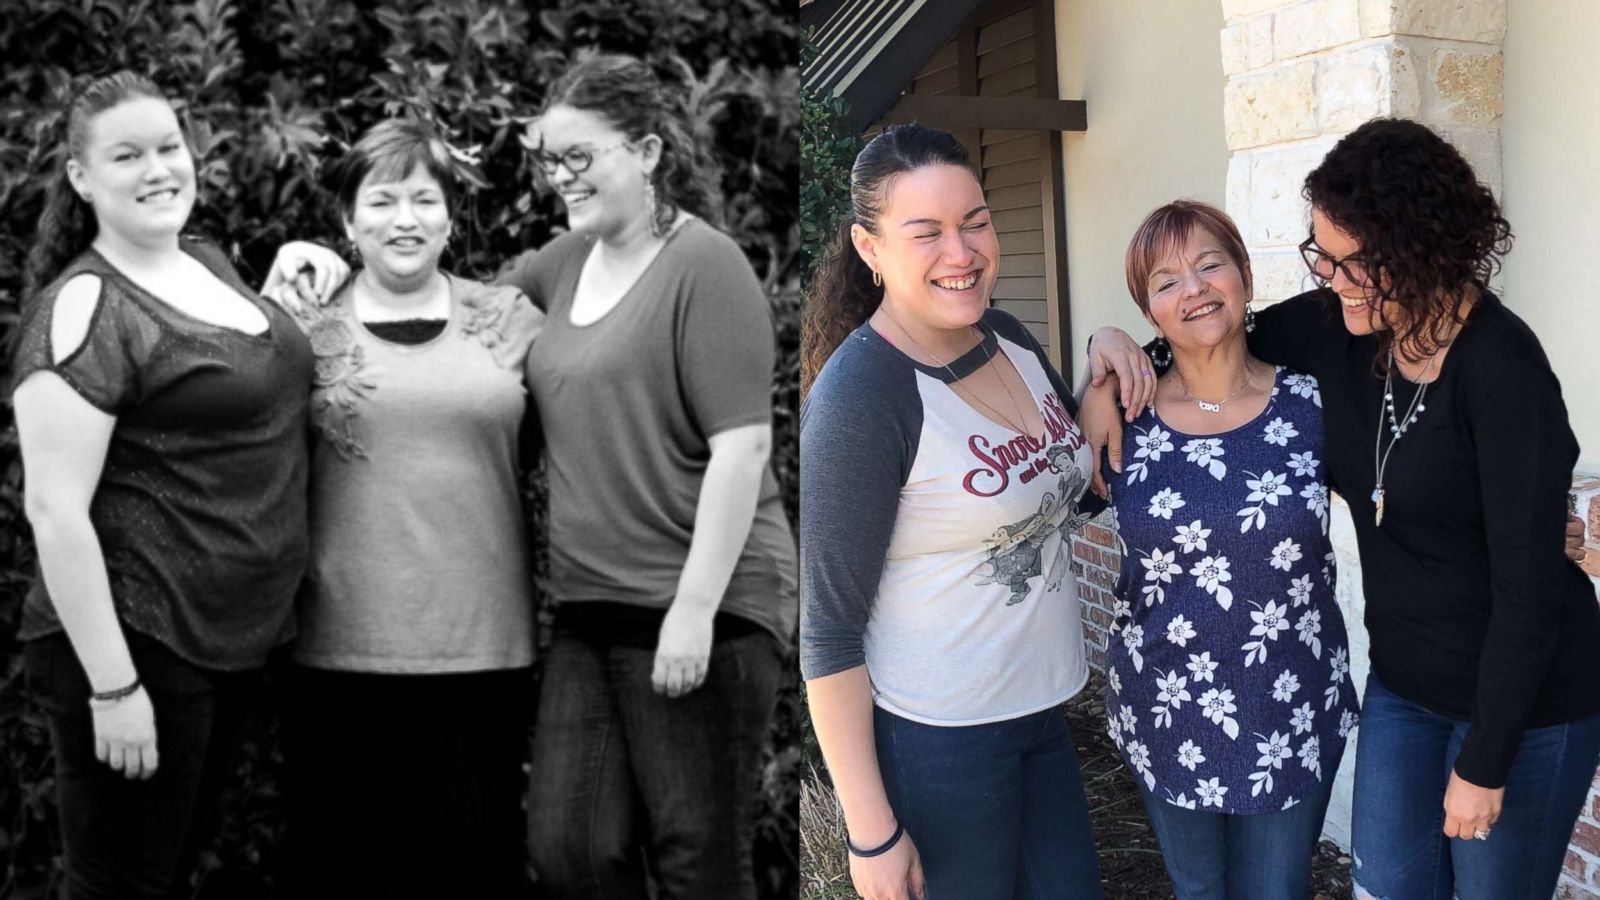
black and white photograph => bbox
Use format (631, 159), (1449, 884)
(0, 1), (800, 898)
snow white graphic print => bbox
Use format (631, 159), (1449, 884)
(974, 431), (1094, 605)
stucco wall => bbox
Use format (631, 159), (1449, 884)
(1051, 0), (1230, 384)
(1501, 0), (1600, 470)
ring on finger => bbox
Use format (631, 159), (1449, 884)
(1473, 827), (1491, 840)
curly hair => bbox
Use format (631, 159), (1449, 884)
(800, 124), (974, 397)
(1302, 118), (1512, 367)
(542, 52), (723, 234)
(23, 71), (171, 308)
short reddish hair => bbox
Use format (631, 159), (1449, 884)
(1124, 200), (1252, 316)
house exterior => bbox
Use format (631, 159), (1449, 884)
(803, 1), (1600, 894)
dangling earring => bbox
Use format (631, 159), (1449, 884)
(1244, 303), (1257, 333)
(872, 269), (882, 288)
(1151, 336), (1173, 367)
(644, 175), (665, 238)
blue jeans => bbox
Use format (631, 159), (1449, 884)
(1137, 739), (1344, 900)
(874, 704), (1102, 900)
(1351, 673), (1600, 899)
(526, 628), (784, 900)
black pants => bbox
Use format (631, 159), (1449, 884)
(25, 631), (266, 900)
(279, 664), (533, 900)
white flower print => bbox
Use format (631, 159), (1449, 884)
(1325, 646), (1350, 710)
(1181, 438), (1227, 480)
(1283, 796), (1301, 811)
(1287, 574), (1314, 608)
(1198, 687), (1240, 739)
(1298, 735), (1322, 779)
(1107, 666), (1122, 696)
(1272, 670), (1301, 703)
(1187, 651), (1218, 684)
(1262, 417), (1299, 446)
(1269, 538), (1303, 572)
(1339, 709), (1359, 738)
(1123, 623), (1145, 673)
(1287, 450), (1320, 479)
(1140, 548), (1178, 606)
(1301, 481), (1330, 531)
(1106, 709), (1124, 749)
(1322, 551), (1336, 587)
(1249, 730), (1294, 796)
(1119, 704), (1138, 737)
(1289, 702), (1316, 735)
(1112, 597), (1133, 625)
(1241, 599), (1290, 667)
(1189, 555), (1234, 610)
(1126, 425), (1174, 484)
(1125, 739), (1157, 790)
(1296, 608), (1323, 658)
(1148, 488), (1186, 520)
(1238, 470), (1292, 533)
(1166, 615), (1198, 647)
(1155, 670), (1191, 708)
(1166, 792), (1198, 810)
(1175, 739), (1207, 771)
(1196, 777), (1229, 809)
(1284, 372), (1321, 406)
(1172, 519), (1211, 554)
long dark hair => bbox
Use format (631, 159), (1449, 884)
(1302, 118), (1513, 367)
(800, 124), (974, 397)
(542, 53), (723, 234)
(23, 71), (170, 307)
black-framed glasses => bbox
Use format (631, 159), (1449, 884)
(529, 140), (629, 176)
(1298, 233), (1374, 288)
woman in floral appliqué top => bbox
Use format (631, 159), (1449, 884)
(1103, 202), (1357, 900)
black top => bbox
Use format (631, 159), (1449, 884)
(11, 239), (315, 671)
(1234, 288), (1600, 788)
(364, 318), (448, 344)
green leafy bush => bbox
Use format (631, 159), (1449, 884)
(0, 1), (798, 896)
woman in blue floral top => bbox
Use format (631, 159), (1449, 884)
(1104, 201), (1357, 899)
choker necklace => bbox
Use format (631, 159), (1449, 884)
(1370, 347), (1440, 526)
(878, 309), (1033, 436)
(1172, 361), (1256, 413)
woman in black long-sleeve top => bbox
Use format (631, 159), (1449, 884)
(1084, 118), (1600, 900)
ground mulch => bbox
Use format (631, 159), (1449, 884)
(1065, 672), (1354, 899)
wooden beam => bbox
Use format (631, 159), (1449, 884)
(955, 25), (980, 163)
(879, 94), (1086, 132)
(1032, 0), (1073, 378)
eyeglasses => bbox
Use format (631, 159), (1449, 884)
(529, 140), (630, 176)
(1298, 232), (1374, 288)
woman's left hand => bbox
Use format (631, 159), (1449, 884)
(653, 602), (716, 698)
(1085, 326), (1158, 417)
(1442, 770), (1503, 840)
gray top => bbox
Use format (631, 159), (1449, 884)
(800, 309), (1104, 725)
(498, 218), (797, 645)
(289, 275), (542, 673)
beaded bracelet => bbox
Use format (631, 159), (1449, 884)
(89, 677), (142, 705)
(846, 821), (904, 858)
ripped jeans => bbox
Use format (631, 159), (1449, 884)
(1350, 674), (1600, 899)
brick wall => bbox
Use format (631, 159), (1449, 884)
(1559, 477), (1600, 896)
(1070, 511), (1121, 671)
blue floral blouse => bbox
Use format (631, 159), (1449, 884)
(1105, 367), (1359, 814)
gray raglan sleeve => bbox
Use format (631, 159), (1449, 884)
(799, 336), (921, 681)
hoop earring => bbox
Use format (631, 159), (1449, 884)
(1151, 336), (1173, 368)
(1244, 304), (1257, 333)
(872, 269), (882, 288)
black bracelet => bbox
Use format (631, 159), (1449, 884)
(89, 677), (142, 704)
(847, 821), (904, 858)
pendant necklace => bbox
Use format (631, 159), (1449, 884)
(1371, 347), (1439, 526)
(878, 309), (1034, 436)
(1172, 361), (1256, 413)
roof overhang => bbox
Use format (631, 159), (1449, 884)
(802, 0), (988, 132)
